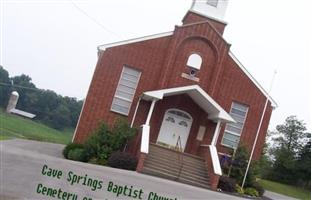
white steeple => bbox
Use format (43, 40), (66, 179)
(190, 0), (229, 22)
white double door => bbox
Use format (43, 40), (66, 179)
(157, 109), (193, 152)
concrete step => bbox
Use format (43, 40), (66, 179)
(142, 144), (211, 189)
(144, 158), (209, 178)
(148, 146), (205, 163)
(147, 152), (206, 166)
(149, 144), (205, 161)
(142, 167), (210, 189)
(144, 157), (208, 178)
(142, 167), (179, 181)
(146, 153), (207, 171)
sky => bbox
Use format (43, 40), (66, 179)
(1, 0), (310, 132)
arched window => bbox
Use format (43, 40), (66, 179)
(167, 109), (193, 121)
(186, 53), (202, 70)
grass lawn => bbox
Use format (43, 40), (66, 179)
(259, 179), (311, 200)
(0, 110), (73, 144)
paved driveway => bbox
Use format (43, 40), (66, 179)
(1, 139), (245, 200)
(263, 191), (299, 200)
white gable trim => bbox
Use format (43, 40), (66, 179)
(229, 51), (277, 108)
(98, 31), (173, 51)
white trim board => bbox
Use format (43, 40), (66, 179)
(229, 51), (277, 108)
(142, 85), (236, 123)
(98, 31), (173, 51)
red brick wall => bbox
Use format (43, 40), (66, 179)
(158, 22), (230, 90)
(182, 11), (226, 35)
(73, 36), (172, 143)
(73, 15), (273, 161)
(214, 56), (273, 160)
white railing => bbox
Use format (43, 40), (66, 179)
(175, 136), (184, 179)
(140, 124), (150, 154)
(200, 144), (222, 176)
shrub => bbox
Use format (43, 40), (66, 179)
(107, 151), (138, 171)
(252, 182), (265, 197)
(64, 119), (137, 166)
(218, 176), (236, 192)
(235, 184), (244, 195)
(244, 187), (259, 197)
(230, 144), (256, 187)
(68, 148), (87, 162)
(83, 123), (111, 160)
(110, 118), (137, 150)
(88, 157), (108, 166)
(63, 142), (84, 159)
(84, 119), (137, 164)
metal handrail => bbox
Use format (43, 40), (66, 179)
(175, 136), (184, 179)
(175, 135), (183, 152)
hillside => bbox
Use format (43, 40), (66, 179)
(0, 109), (73, 144)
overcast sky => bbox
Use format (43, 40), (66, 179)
(1, 0), (310, 131)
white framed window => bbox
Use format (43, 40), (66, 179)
(111, 66), (141, 115)
(186, 53), (202, 70)
(206, 0), (219, 7)
(221, 102), (248, 149)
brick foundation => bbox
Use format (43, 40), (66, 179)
(136, 152), (147, 172)
(203, 146), (220, 190)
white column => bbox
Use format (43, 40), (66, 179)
(145, 99), (156, 125)
(211, 120), (221, 146)
(130, 97), (141, 128)
(141, 99), (157, 154)
(209, 120), (223, 176)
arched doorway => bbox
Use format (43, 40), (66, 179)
(156, 109), (193, 151)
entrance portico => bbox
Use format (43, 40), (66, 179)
(134, 85), (236, 189)
(135, 85), (235, 185)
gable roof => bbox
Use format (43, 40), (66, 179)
(9, 108), (36, 119)
(142, 85), (235, 123)
(97, 26), (277, 108)
(229, 51), (277, 107)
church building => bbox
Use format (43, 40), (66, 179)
(73, 0), (276, 190)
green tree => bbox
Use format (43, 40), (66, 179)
(269, 116), (309, 185)
(297, 140), (311, 188)
(0, 66), (11, 107)
(270, 147), (296, 184)
(62, 96), (83, 127)
(257, 142), (273, 179)
(274, 116), (308, 154)
(50, 104), (72, 130)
